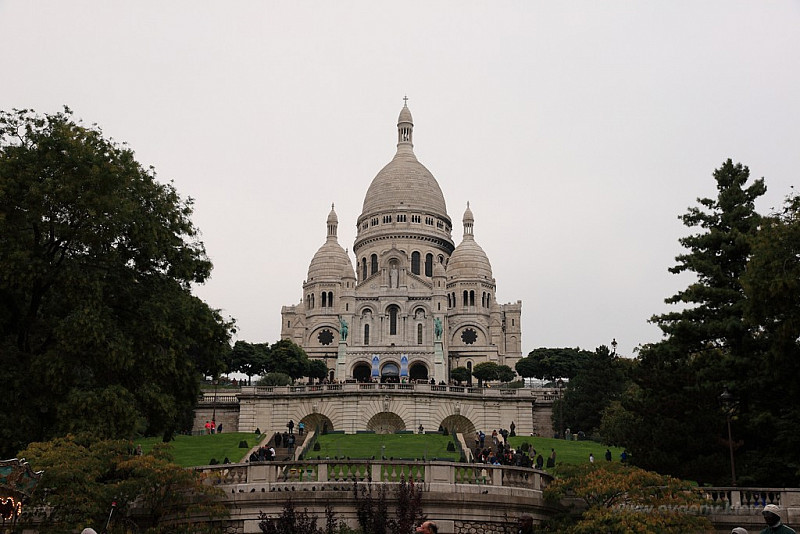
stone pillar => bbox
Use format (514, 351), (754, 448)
(336, 341), (348, 380)
(434, 340), (445, 384)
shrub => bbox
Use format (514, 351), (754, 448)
(446, 442), (455, 452)
(239, 440), (249, 448)
(313, 442), (321, 451)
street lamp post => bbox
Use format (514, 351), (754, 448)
(556, 378), (565, 439)
(719, 387), (737, 486)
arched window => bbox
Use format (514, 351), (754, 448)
(482, 292), (486, 307)
(425, 253), (433, 277)
(361, 258), (367, 280)
(328, 291), (333, 307)
(371, 254), (378, 275)
(470, 290), (475, 306)
(463, 290), (468, 307)
(321, 292), (327, 307)
(364, 324), (370, 345)
(311, 294), (315, 309)
(417, 323), (423, 344)
(389, 306), (398, 335)
(447, 294), (451, 308)
(466, 361), (473, 386)
(411, 251), (420, 275)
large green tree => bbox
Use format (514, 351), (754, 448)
(515, 347), (592, 382)
(737, 192), (800, 483)
(471, 361), (499, 386)
(229, 340), (270, 385)
(561, 345), (630, 436)
(623, 159), (766, 483)
(0, 108), (233, 456)
(267, 339), (311, 381)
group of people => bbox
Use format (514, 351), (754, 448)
(248, 444), (277, 462)
(203, 420), (222, 434)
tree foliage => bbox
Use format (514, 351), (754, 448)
(737, 191), (800, 483)
(0, 109), (233, 456)
(471, 361), (499, 385)
(616, 160), (800, 485)
(229, 340), (270, 384)
(496, 364), (516, 383)
(515, 347), (592, 381)
(542, 463), (713, 533)
(450, 366), (471, 385)
(19, 435), (227, 533)
(268, 338), (311, 380)
(307, 359), (330, 383)
(561, 346), (631, 435)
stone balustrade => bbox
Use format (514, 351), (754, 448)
(198, 384), (559, 405)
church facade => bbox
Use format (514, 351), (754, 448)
(280, 103), (522, 384)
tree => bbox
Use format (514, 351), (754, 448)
(258, 372), (293, 386)
(229, 340), (270, 385)
(449, 366), (471, 385)
(561, 346), (630, 435)
(496, 364), (516, 384)
(738, 192), (800, 484)
(0, 109), (233, 456)
(624, 159), (766, 483)
(542, 462), (713, 533)
(515, 348), (591, 381)
(307, 359), (330, 384)
(471, 361), (499, 386)
(268, 339), (311, 381)
(19, 435), (227, 533)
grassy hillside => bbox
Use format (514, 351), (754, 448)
(135, 432), (265, 467)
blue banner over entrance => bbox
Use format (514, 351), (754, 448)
(400, 354), (408, 377)
(371, 354), (380, 377)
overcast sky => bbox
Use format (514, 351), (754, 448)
(2, 2), (798, 358)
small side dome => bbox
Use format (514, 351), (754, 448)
(447, 203), (493, 281)
(448, 240), (493, 281)
(307, 205), (355, 281)
(307, 241), (354, 281)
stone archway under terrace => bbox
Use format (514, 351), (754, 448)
(439, 414), (476, 436)
(366, 412), (406, 434)
(301, 413), (335, 434)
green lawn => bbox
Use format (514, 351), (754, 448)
(132, 432), (624, 469)
(309, 433), (460, 461)
(505, 435), (626, 469)
(135, 432), (266, 467)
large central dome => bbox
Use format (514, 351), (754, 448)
(360, 104), (448, 220)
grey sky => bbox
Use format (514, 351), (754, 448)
(2, 2), (798, 358)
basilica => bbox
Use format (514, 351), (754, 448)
(280, 102), (522, 384)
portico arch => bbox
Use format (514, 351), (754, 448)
(367, 412), (406, 434)
(409, 362), (428, 381)
(301, 413), (335, 433)
(439, 414), (476, 435)
(352, 362), (371, 382)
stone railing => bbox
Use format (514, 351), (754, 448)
(212, 384), (558, 402)
(195, 459), (551, 492)
(197, 393), (239, 405)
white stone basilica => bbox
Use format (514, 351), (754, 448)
(281, 102), (522, 384)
